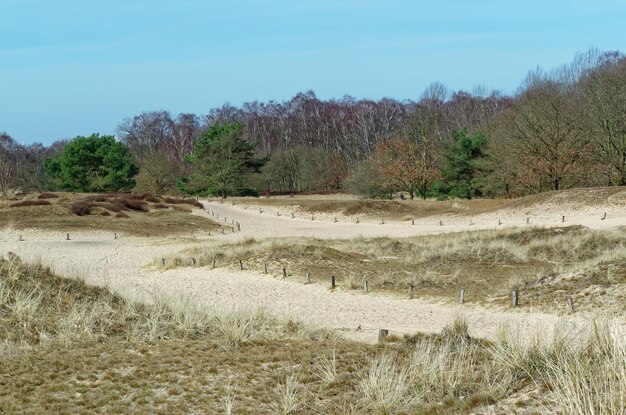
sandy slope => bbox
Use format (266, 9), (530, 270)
(1, 191), (624, 343)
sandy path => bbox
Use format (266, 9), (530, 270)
(2, 195), (623, 343)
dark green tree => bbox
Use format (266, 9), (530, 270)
(441, 129), (488, 199)
(44, 134), (138, 192)
(182, 122), (264, 197)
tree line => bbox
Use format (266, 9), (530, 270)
(1, 48), (624, 200)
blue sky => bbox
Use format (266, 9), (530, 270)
(1, 0), (625, 145)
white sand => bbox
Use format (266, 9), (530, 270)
(1, 190), (624, 343)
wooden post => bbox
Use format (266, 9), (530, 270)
(331, 275), (336, 289)
(282, 267), (287, 277)
(498, 219), (501, 226)
(408, 284), (414, 299)
(259, 207), (263, 213)
(334, 217), (338, 223)
(208, 230), (211, 236)
(567, 296), (574, 314)
(264, 263), (268, 274)
(161, 258), (165, 267)
(562, 215), (565, 223)
(311, 215), (314, 221)
(212, 259), (216, 269)
(364, 280), (369, 293)
(146, 232), (150, 238)
(512, 288), (519, 307)
(378, 329), (389, 343)
(411, 219), (414, 225)
(277, 211), (280, 216)
(114, 232), (117, 239)
(356, 218), (360, 223)
(460, 288), (465, 304)
(239, 259), (243, 270)
(237, 223), (240, 231)
(526, 217), (529, 224)
(224, 216), (227, 222)
(66, 233), (70, 241)
(439, 220), (443, 226)
(380, 219), (385, 225)
(191, 258), (196, 265)
(306, 272), (311, 284)
(291, 213), (295, 219)
(232, 201), (235, 206)
(18, 235), (23, 242)
(602, 212), (607, 220)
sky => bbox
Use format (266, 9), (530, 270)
(1, 0), (625, 145)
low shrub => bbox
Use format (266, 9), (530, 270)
(10, 200), (51, 208)
(163, 197), (202, 208)
(116, 212), (129, 219)
(100, 211), (111, 216)
(70, 202), (92, 216)
(37, 193), (59, 199)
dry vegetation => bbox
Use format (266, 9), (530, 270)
(1, 257), (624, 414)
(230, 187), (625, 221)
(164, 226), (626, 313)
(0, 192), (221, 236)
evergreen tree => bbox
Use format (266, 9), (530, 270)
(441, 129), (487, 199)
(182, 122), (264, 197)
(44, 134), (138, 192)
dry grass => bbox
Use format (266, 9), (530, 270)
(1, 258), (623, 414)
(228, 187), (625, 220)
(0, 192), (223, 236)
(164, 226), (626, 313)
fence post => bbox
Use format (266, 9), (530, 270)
(512, 288), (519, 307)
(381, 219), (385, 225)
(378, 329), (389, 343)
(562, 215), (565, 223)
(411, 219), (414, 225)
(498, 219), (502, 226)
(291, 213), (295, 219)
(334, 217), (338, 223)
(18, 235), (23, 242)
(161, 258), (165, 267)
(114, 232), (117, 239)
(239, 259), (243, 270)
(264, 263), (268, 274)
(306, 272), (311, 284)
(439, 220), (443, 226)
(282, 267), (287, 278)
(237, 222), (241, 231)
(567, 296), (574, 314)
(526, 217), (529, 224)
(460, 288), (465, 304)
(364, 280), (369, 293)
(191, 258), (196, 266)
(66, 233), (70, 241)
(212, 259), (216, 269)
(408, 284), (414, 299)
(602, 212), (607, 220)
(331, 275), (336, 289)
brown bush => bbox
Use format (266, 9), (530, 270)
(91, 202), (125, 213)
(144, 194), (161, 203)
(163, 197), (202, 208)
(115, 212), (129, 219)
(37, 193), (59, 199)
(116, 198), (149, 212)
(70, 202), (92, 216)
(152, 203), (169, 209)
(10, 200), (52, 208)
(100, 211), (111, 216)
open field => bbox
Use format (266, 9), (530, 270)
(1, 188), (625, 413)
(0, 192), (222, 237)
